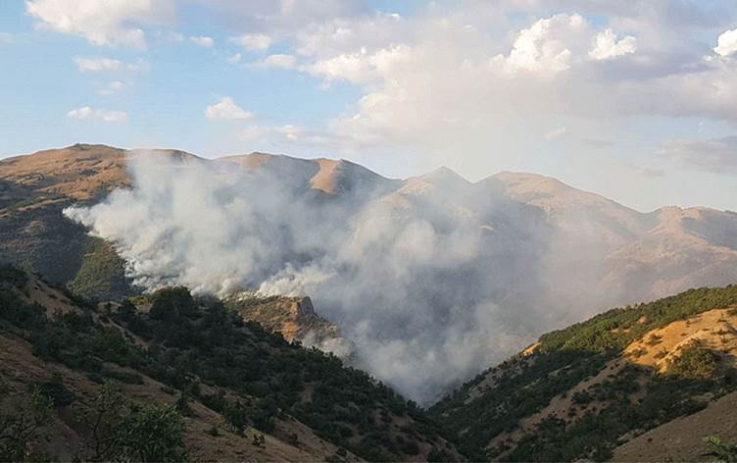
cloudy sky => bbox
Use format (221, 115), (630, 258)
(1, 0), (737, 211)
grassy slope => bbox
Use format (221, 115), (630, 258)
(431, 285), (737, 461)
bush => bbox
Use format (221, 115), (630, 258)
(119, 405), (187, 462)
(34, 373), (75, 407)
(667, 341), (719, 379)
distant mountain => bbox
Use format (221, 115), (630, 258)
(431, 284), (737, 461)
(1, 143), (736, 403)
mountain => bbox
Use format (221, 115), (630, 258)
(2, 143), (737, 403)
(431, 284), (737, 461)
(0, 265), (460, 462)
(0, 145), (200, 299)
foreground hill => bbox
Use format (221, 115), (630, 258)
(0, 265), (459, 462)
(431, 285), (737, 461)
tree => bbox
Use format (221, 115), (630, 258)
(119, 404), (187, 462)
(78, 381), (127, 461)
(0, 389), (54, 462)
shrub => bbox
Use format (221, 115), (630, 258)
(667, 341), (719, 379)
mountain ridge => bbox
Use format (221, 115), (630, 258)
(2, 143), (737, 404)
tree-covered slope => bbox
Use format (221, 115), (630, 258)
(0, 265), (460, 462)
(431, 285), (737, 461)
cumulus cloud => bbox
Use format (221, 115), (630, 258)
(589, 28), (637, 60)
(230, 33), (272, 51)
(715, 28), (737, 57)
(189, 35), (214, 47)
(204, 97), (253, 120)
(26, 0), (176, 48)
(496, 14), (586, 75)
(67, 106), (128, 122)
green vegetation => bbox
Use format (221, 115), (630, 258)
(535, 285), (737, 354)
(76, 381), (187, 462)
(0, 388), (54, 462)
(68, 237), (133, 301)
(667, 340), (719, 379)
(705, 436), (737, 463)
(0, 265), (456, 462)
(432, 285), (737, 461)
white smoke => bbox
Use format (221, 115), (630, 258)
(61, 151), (618, 403)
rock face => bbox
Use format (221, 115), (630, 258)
(224, 294), (351, 357)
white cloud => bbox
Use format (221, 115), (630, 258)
(155, 30), (184, 44)
(73, 56), (148, 73)
(497, 14), (587, 75)
(189, 35), (214, 47)
(67, 106), (128, 123)
(230, 33), (272, 51)
(26, 0), (175, 48)
(204, 97), (253, 120)
(73, 57), (122, 72)
(589, 29), (637, 60)
(715, 28), (737, 57)
(227, 52), (242, 64)
(97, 80), (126, 96)
(250, 54), (297, 69)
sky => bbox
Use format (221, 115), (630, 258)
(1, 0), (737, 212)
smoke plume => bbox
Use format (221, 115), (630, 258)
(66, 150), (737, 403)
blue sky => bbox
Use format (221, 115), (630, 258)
(1, 0), (737, 211)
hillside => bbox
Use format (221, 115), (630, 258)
(431, 285), (737, 461)
(0, 265), (460, 462)
(3, 143), (737, 402)
(0, 144), (201, 300)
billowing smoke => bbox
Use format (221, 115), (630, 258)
(64, 152), (556, 403)
(67, 150), (711, 404)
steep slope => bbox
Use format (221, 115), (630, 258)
(223, 293), (351, 357)
(611, 389), (737, 462)
(0, 144), (202, 299)
(431, 285), (737, 461)
(0, 265), (460, 462)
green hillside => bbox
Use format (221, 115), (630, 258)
(0, 265), (459, 462)
(431, 285), (737, 461)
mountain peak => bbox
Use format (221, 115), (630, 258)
(410, 166), (471, 192)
